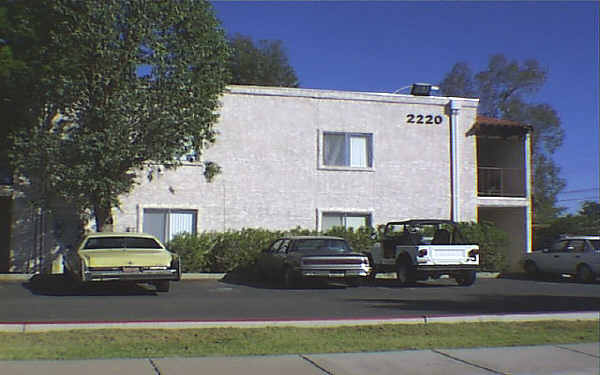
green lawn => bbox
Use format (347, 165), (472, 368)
(0, 320), (597, 360)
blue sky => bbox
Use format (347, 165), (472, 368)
(211, 1), (599, 214)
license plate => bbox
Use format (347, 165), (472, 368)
(122, 267), (139, 273)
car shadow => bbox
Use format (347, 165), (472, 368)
(221, 267), (454, 290)
(22, 274), (159, 296)
(344, 293), (600, 314)
(498, 272), (600, 285)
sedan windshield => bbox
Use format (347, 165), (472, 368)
(293, 239), (351, 253)
(83, 237), (163, 250)
(590, 240), (600, 250)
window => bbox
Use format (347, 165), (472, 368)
(84, 236), (163, 250)
(323, 132), (372, 168)
(322, 212), (371, 231)
(143, 209), (197, 244)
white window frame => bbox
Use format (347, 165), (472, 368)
(136, 204), (200, 242)
(319, 130), (374, 171)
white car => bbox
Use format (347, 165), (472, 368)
(522, 235), (600, 283)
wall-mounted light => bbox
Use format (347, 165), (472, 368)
(410, 83), (439, 96)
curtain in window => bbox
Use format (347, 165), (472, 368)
(322, 214), (344, 231)
(323, 133), (346, 166)
(345, 215), (367, 230)
(350, 136), (367, 167)
(169, 211), (195, 241)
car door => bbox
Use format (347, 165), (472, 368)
(538, 240), (568, 273)
(273, 239), (292, 272)
(561, 240), (587, 275)
(257, 239), (283, 276)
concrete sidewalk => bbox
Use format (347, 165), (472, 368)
(1, 343), (598, 375)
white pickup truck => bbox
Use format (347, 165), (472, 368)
(369, 220), (480, 286)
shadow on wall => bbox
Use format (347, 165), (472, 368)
(7, 192), (83, 273)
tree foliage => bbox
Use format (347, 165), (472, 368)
(533, 200), (600, 249)
(3, 0), (230, 231)
(227, 33), (299, 87)
(440, 54), (566, 223)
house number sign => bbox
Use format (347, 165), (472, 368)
(406, 114), (443, 125)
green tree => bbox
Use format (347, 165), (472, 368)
(0, 2), (55, 169)
(5, 0), (230, 231)
(579, 201), (600, 222)
(227, 33), (299, 87)
(440, 54), (566, 223)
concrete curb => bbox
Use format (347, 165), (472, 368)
(0, 312), (597, 333)
(0, 272), (501, 281)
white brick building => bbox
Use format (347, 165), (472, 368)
(1, 85), (533, 272)
(117, 85), (532, 271)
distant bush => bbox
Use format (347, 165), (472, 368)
(169, 222), (511, 273)
(458, 221), (509, 272)
(168, 229), (281, 273)
(167, 226), (377, 273)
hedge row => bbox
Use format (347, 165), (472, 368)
(167, 222), (508, 273)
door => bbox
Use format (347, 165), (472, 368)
(540, 240), (568, 273)
(562, 240), (587, 274)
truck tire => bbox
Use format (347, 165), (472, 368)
(576, 264), (595, 283)
(455, 270), (477, 286)
(396, 261), (416, 285)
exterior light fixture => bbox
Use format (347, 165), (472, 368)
(392, 83), (440, 96)
(410, 83), (439, 96)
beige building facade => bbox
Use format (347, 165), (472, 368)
(1, 85), (533, 272)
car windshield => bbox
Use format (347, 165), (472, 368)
(293, 239), (351, 253)
(590, 239), (600, 250)
(83, 236), (163, 250)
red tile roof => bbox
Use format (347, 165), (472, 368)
(469, 115), (533, 136)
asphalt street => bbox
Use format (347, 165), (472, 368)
(1, 275), (599, 323)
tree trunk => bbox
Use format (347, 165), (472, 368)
(94, 205), (114, 232)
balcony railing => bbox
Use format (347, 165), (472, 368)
(478, 167), (525, 197)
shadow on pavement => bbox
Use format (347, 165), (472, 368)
(221, 266), (454, 290)
(345, 293), (600, 314)
(499, 272), (600, 285)
(22, 274), (159, 296)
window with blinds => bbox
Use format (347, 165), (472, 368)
(143, 209), (197, 244)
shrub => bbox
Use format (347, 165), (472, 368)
(458, 221), (509, 272)
(167, 226), (380, 273)
(203, 228), (281, 272)
(323, 226), (376, 253)
(167, 232), (216, 273)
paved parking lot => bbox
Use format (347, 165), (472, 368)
(1, 275), (599, 323)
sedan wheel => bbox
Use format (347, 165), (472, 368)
(155, 280), (170, 292)
(576, 265), (596, 283)
(524, 260), (540, 277)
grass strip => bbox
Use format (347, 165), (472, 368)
(0, 320), (597, 360)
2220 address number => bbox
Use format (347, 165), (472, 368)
(406, 114), (443, 125)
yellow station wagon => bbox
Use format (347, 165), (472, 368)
(63, 232), (181, 292)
